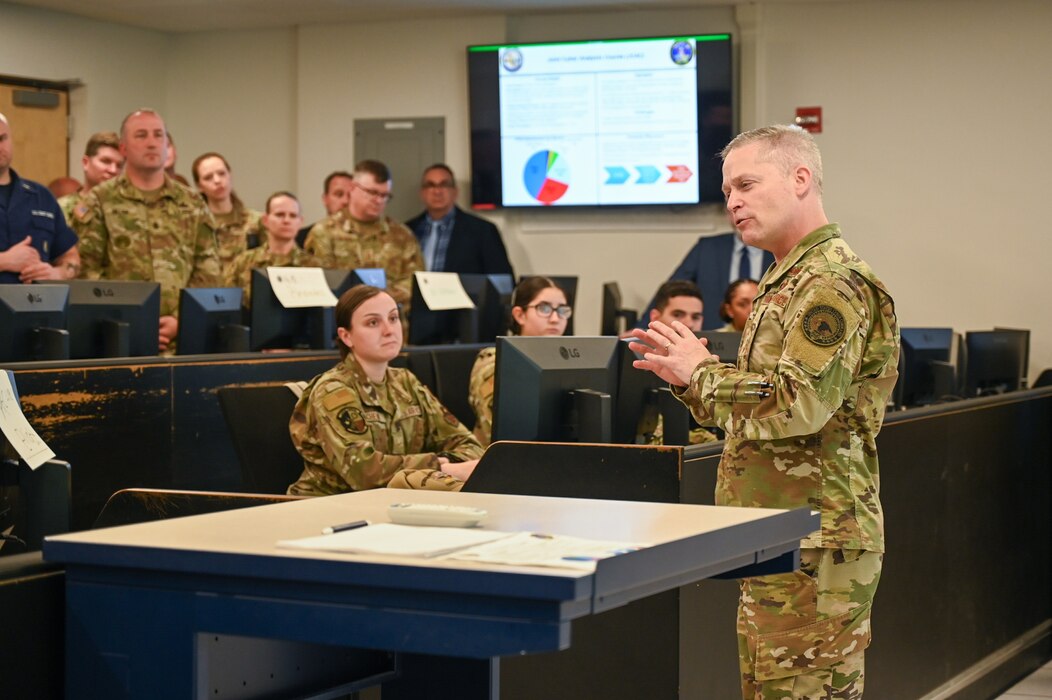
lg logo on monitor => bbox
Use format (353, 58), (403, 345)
(559, 346), (580, 360)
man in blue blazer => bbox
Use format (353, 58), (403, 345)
(638, 231), (774, 330)
(406, 164), (513, 277)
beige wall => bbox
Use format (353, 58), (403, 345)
(754, 0), (1052, 377)
(3, 0), (1050, 377)
(165, 28), (298, 208)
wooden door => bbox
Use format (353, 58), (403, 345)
(0, 80), (70, 184)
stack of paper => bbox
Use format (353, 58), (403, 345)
(277, 524), (648, 570)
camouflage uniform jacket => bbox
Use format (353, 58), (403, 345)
(468, 346), (497, 445)
(73, 173), (221, 317)
(288, 354), (484, 496)
(676, 224), (899, 552)
(224, 244), (320, 307)
(304, 210), (423, 311)
(212, 201), (264, 275)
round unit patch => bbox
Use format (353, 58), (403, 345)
(338, 407), (367, 434)
(802, 305), (846, 346)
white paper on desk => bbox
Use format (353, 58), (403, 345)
(267, 267), (338, 308)
(0, 371), (55, 470)
(414, 272), (475, 311)
(445, 531), (650, 571)
(277, 523), (513, 558)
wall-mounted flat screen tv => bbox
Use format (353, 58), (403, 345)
(467, 34), (733, 209)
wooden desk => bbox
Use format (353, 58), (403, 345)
(44, 489), (816, 699)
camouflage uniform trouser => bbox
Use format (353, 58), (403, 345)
(737, 548), (883, 700)
(386, 469), (463, 491)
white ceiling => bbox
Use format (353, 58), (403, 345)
(7, 0), (744, 33)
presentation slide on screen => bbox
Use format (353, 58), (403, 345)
(497, 38), (699, 207)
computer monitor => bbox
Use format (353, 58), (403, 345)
(963, 329), (1029, 397)
(612, 338), (696, 445)
(0, 285), (69, 362)
(492, 335), (619, 443)
(323, 268), (386, 301)
(408, 273), (514, 346)
(600, 282), (638, 336)
(897, 327), (956, 407)
(176, 288), (250, 355)
(63, 280), (161, 359)
(698, 330), (742, 361)
(248, 269), (333, 351)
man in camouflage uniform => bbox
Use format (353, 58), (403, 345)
(73, 109), (221, 352)
(631, 125), (898, 699)
(59, 131), (123, 226)
(225, 191), (319, 306)
(304, 159), (423, 312)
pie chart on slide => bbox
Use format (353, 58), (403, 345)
(523, 150), (570, 204)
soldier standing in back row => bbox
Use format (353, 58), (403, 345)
(304, 159), (423, 315)
(74, 109), (221, 353)
(631, 125), (899, 699)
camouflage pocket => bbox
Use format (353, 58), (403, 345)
(752, 599), (873, 681)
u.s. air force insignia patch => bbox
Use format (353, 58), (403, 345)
(802, 304), (846, 346)
(338, 407), (367, 434)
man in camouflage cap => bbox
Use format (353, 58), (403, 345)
(73, 109), (220, 353)
(631, 125), (899, 699)
(304, 159), (423, 313)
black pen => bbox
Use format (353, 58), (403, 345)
(322, 519), (369, 535)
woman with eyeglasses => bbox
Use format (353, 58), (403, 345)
(288, 285), (484, 496)
(468, 276), (572, 446)
(191, 152), (263, 275)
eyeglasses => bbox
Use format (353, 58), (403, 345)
(421, 181), (455, 190)
(357, 185), (393, 202)
(526, 302), (572, 319)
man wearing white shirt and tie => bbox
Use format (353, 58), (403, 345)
(406, 164), (513, 277)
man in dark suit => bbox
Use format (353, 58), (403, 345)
(638, 231), (775, 330)
(405, 164), (513, 277)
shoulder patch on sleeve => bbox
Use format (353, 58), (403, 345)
(786, 284), (861, 375)
(337, 407), (367, 434)
(802, 305), (846, 346)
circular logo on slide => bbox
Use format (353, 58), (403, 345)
(670, 41), (694, 66)
(523, 150), (570, 205)
(501, 48), (523, 72)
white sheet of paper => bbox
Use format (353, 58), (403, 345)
(414, 272), (476, 311)
(267, 267), (338, 308)
(444, 531), (648, 571)
(0, 371), (55, 470)
(277, 522), (512, 558)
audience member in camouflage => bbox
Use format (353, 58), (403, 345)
(191, 152), (264, 273)
(59, 131), (123, 227)
(289, 286), (482, 496)
(467, 276), (570, 446)
(467, 346), (496, 445)
(75, 175), (220, 317)
(74, 110), (220, 352)
(224, 191), (317, 306)
(304, 159), (422, 311)
(631, 125), (899, 699)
